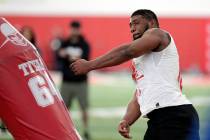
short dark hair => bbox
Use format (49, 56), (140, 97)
(131, 9), (159, 27)
(70, 21), (81, 28)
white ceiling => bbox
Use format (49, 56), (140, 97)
(0, 0), (209, 17)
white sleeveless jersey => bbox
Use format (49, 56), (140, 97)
(132, 33), (191, 117)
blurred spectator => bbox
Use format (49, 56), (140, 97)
(57, 21), (91, 140)
(50, 27), (64, 70)
(20, 26), (41, 54)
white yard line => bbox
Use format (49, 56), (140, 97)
(70, 96), (210, 119)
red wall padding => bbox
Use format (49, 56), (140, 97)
(1, 15), (209, 73)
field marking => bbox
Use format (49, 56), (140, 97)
(70, 96), (210, 118)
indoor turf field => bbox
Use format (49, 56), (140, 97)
(0, 72), (209, 140)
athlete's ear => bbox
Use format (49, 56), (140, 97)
(149, 19), (155, 27)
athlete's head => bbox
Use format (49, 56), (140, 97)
(130, 9), (159, 40)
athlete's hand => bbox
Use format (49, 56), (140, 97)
(118, 120), (132, 139)
(70, 59), (91, 75)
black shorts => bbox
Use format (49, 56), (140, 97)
(144, 104), (200, 140)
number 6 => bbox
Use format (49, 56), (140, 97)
(28, 75), (54, 107)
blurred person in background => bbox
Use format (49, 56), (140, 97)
(71, 9), (200, 140)
(50, 27), (64, 70)
(20, 26), (41, 54)
(57, 21), (91, 140)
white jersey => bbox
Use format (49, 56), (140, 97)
(132, 33), (191, 117)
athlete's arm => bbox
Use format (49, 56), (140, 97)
(118, 90), (141, 139)
(71, 28), (161, 75)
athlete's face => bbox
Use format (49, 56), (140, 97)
(130, 15), (150, 40)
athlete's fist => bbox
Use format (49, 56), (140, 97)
(118, 120), (132, 139)
(70, 59), (91, 75)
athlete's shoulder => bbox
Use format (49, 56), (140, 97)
(143, 28), (168, 37)
(143, 28), (171, 51)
